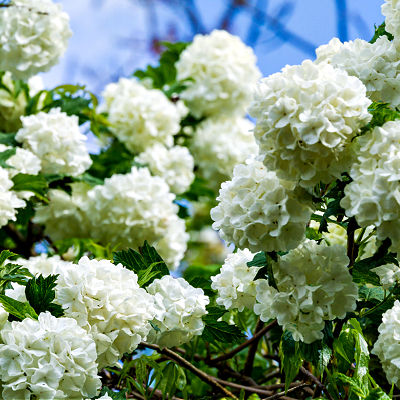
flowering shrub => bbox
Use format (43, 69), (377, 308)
(0, 0), (400, 398)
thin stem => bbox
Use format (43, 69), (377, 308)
(213, 377), (273, 396)
(243, 318), (265, 376)
(300, 366), (334, 400)
(141, 342), (238, 399)
(210, 320), (278, 364)
(261, 383), (309, 400)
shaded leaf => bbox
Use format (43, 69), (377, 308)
(0, 295), (38, 320)
(280, 331), (303, 392)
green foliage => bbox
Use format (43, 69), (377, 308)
(183, 176), (216, 201)
(11, 173), (48, 201)
(370, 22), (394, 43)
(113, 241), (169, 287)
(202, 305), (245, 344)
(88, 140), (139, 180)
(0, 250), (32, 294)
(0, 132), (17, 146)
(25, 274), (64, 317)
(0, 295), (38, 321)
(134, 41), (189, 94)
(365, 388), (391, 400)
(0, 147), (16, 168)
(54, 238), (112, 261)
(97, 387), (128, 400)
(359, 102), (400, 136)
(279, 331), (303, 392)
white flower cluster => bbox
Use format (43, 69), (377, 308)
(316, 36), (400, 106)
(33, 183), (91, 241)
(372, 263), (400, 289)
(0, 144), (41, 179)
(254, 240), (358, 343)
(372, 300), (400, 387)
(382, 0), (400, 41)
(147, 276), (209, 348)
(102, 78), (181, 153)
(55, 257), (156, 368)
(176, 30), (261, 118)
(211, 158), (312, 252)
(16, 109), (92, 176)
(0, 312), (101, 400)
(211, 249), (259, 312)
(249, 60), (372, 188)
(341, 120), (400, 253)
(0, 167), (25, 228)
(136, 144), (195, 194)
(35, 168), (188, 269)
(190, 116), (258, 188)
(0, 0), (72, 79)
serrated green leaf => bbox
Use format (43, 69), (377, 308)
(334, 373), (367, 398)
(359, 286), (384, 303)
(0, 250), (16, 266)
(113, 242), (169, 287)
(186, 276), (213, 297)
(0, 147), (16, 168)
(0, 295), (38, 320)
(280, 331), (303, 392)
(25, 274), (64, 317)
(202, 312), (245, 344)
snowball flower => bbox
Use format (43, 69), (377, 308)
(0, 167), (26, 228)
(84, 167), (188, 269)
(16, 108), (92, 176)
(136, 144), (194, 194)
(176, 30), (261, 118)
(0, 312), (101, 400)
(316, 36), (400, 106)
(0, 0), (72, 79)
(254, 240), (357, 343)
(13, 253), (71, 277)
(211, 158), (313, 252)
(249, 60), (371, 188)
(372, 300), (400, 387)
(0, 144), (41, 178)
(211, 249), (259, 312)
(190, 116), (258, 188)
(33, 183), (92, 241)
(102, 78), (180, 153)
(372, 264), (400, 289)
(55, 257), (156, 368)
(341, 120), (400, 254)
(146, 276), (209, 348)
(382, 0), (400, 41)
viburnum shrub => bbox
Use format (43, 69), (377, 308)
(1, 0), (400, 399)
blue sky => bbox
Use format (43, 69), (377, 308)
(44, 0), (384, 93)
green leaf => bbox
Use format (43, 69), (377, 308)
(280, 331), (303, 392)
(187, 276), (214, 297)
(365, 388), (391, 400)
(360, 102), (400, 136)
(113, 241), (169, 287)
(25, 274), (64, 317)
(334, 373), (367, 398)
(0, 250), (16, 266)
(370, 22), (393, 43)
(98, 387), (128, 400)
(0, 295), (38, 320)
(0, 147), (16, 168)
(134, 41), (189, 91)
(11, 173), (48, 200)
(0, 133), (17, 146)
(247, 251), (267, 267)
(202, 319), (245, 344)
(359, 286), (384, 303)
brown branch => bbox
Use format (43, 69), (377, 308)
(210, 320), (278, 364)
(140, 342), (239, 399)
(300, 367), (334, 400)
(261, 383), (309, 400)
(243, 318), (264, 376)
(213, 377), (273, 396)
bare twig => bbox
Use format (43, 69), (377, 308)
(211, 320), (278, 364)
(300, 366), (334, 400)
(262, 383), (309, 400)
(244, 318), (265, 376)
(140, 342), (239, 399)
